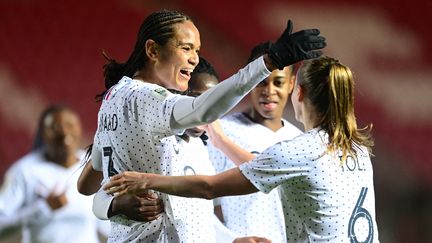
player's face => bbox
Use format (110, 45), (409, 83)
(249, 66), (294, 121)
(184, 73), (218, 138)
(42, 110), (82, 160)
(155, 21), (201, 91)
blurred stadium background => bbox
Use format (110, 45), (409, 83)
(0, 0), (431, 242)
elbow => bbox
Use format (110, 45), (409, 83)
(77, 181), (93, 196)
(200, 180), (218, 200)
(200, 111), (219, 124)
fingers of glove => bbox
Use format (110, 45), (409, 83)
(286, 19), (293, 33)
(277, 19), (294, 41)
(291, 29), (321, 39)
(302, 41), (327, 51)
(305, 35), (326, 44)
(285, 19), (293, 35)
(305, 50), (323, 59)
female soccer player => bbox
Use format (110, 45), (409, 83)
(105, 56), (379, 242)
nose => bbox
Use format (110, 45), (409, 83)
(189, 51), (199, 67)
(262, 82), (276, 96)
(53, 124), (68, 138)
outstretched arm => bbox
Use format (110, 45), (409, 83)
(171, 20), (326, 130)
(104, 167), (258, 200)
(171, 56), (271, 130)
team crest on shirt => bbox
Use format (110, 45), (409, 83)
(151, 88), (168, 100)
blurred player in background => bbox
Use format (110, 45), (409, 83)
(0, 104), (109, 243)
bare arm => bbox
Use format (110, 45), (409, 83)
(77, 161), (103, 195)
(206, 121), (256, 165)
(104, 167), (258, 200)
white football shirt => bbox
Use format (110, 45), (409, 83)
(207, 112), (302, 242)
(92, 56), (271, 242)
(0, 150), (108, 243)
(93, 78), (187, 242)
(239, 128), (379, 242)
(168, 135), (217, 242)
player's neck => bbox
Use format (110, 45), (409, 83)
(44, 150), (77, 168)
(243, 111), (283, 132)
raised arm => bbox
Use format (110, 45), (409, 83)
(103, 167), (258, 200)
(171, 20), (326, 130)
(171, 56), (271, 130)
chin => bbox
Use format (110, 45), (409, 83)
(177, 86), (188, 92)
(260, 111), (276, 119)
(175, 81), (189, 92)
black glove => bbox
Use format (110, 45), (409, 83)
(268, 20), (326, 69)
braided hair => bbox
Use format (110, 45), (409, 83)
(97, 10), (192, 100)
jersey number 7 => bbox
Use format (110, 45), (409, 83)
(103, 146), (119, 177)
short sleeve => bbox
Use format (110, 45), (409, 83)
(91, 138), (102, 171)
(239, 139), (313, 194)
(134, 86), (184, 137)
(206, 142), (228, 174)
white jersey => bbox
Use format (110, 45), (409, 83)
(207, 112), (302, 243)
(169, 135), (217, 242)
(92, 57), (271, 242)
(239, 128), (379, 242)
(0, 151), (107, 243)
(92, 77), (213, 242)
(176, 136), (240, 242)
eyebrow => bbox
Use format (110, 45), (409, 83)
(177, 41), (199, 49)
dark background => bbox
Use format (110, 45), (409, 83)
(0, 0), (431, 242)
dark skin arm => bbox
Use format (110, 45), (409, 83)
(77, 161), (103, 195)
(77, 161), (163, 221)
(110, 192), (163, 222)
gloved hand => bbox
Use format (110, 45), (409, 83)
(268, 20), (326, 69)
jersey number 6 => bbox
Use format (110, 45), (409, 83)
(348, 187), (374, 243)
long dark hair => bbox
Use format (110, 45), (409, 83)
(87, 10), (193, 161)
(96, 10), (192, 100)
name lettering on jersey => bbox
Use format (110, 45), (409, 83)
(341, 155), (366, 172)
(99, 113), (118, 131)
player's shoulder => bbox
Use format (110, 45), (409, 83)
(8, 151), (44, 173)
(277, 128), (325, 154)
(280, 119), (303, 137)
(135, 82), (168, 97)
(221, 112), (253, 127)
